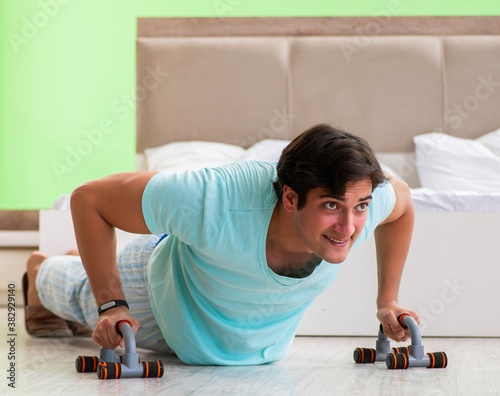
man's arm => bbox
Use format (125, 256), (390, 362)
(374, 175), (419, 342)
(70, 171), (157, 349)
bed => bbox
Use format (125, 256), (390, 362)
(41, 16), (500, 337)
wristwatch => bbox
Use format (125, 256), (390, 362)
(98, 299), (129, 315)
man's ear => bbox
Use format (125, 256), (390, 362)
(282, 185), (297, 212)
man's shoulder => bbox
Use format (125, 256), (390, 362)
(216, 161), (278, 208)
(369, 180), (396, 222)
(213, 160), (277, 188)
(217, 160), (277, 176)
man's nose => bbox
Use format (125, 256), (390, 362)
(333, 212), (355, 236)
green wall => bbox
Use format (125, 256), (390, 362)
(1, 0), (500, 209)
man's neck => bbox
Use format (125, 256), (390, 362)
(266, 203), (321, 278)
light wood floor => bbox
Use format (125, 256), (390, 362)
(2, 308), (500, 395)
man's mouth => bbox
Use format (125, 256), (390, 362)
(323, 234), (349, 246)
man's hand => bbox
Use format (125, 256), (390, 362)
(376, 300), (419, 342)
(92, 307), (139, 349)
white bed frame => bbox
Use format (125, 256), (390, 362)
(41, 16), (500, 337)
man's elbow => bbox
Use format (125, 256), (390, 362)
(70, 182), (97, 214)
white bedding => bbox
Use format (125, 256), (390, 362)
(414, 130), (500, 193)
(411, 188), (500, 212)
(53, 138), (500, 213)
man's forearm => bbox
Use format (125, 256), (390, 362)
(374, 197), (414, 308)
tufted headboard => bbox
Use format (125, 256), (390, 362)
(136, 16), (500, 159)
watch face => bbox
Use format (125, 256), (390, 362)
(98, 300), (128, 315)
(101, 301), (116, 310)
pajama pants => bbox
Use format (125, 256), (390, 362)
(36, 234), (173, 353)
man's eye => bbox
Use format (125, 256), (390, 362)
(324, 202), (338, 210)
(357, 203), (369, 212)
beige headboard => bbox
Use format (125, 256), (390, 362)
(136, 17), (500, 153)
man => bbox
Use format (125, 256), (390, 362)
(25, 124), (418, 365)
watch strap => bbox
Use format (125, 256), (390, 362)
(98, 299), (129, 315)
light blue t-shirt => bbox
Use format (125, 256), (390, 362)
(142, 161), (395, 365)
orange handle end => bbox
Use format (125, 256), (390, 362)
(115, 320), (132, 335)
(397, 313), (411, 328)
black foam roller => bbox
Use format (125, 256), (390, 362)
(75, 355), (98, 373)
(353, 347), (376, 363)
(386, 352), (409, 369)
(427, 352), (448, 368)
(392, 346), (410, 354)
(142, 360), (164, 378)
(98, 362), (121, 379)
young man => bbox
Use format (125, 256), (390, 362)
(26, 124), (418, 365)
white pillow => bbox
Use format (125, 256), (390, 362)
(414, 132), (500, 192)
(51, 194), (71, 210)
(380, 163), (401, 178)
(244, 139), (290, 162)
(144, 139), (292, 172)
(476, 128), (500, 157)
(144, 141), (246, 172)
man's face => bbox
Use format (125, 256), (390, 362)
(290, 178), (373, 264)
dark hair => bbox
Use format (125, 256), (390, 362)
(273, 124), (387, 209)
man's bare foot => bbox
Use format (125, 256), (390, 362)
(26, 251), (48, 306)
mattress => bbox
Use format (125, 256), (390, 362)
(411, 188), (500, 212)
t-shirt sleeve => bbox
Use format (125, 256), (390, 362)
(354, 180), (396, 247)
(141, 168), (228, 249)
(141, 161), (277, 249)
